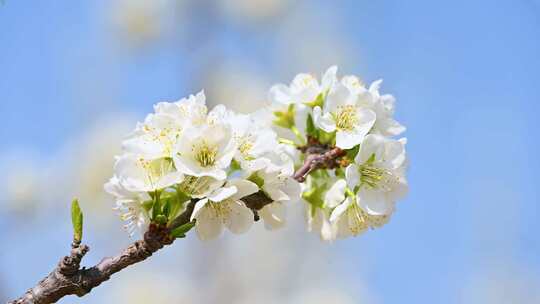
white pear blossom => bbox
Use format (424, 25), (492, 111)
(122, 113), (182, 159)
(352, 79), (406, 137)
(177, 175), (223, 199)
(269, 66), (337, 106)
(229, 111), (278, 171)
(311, 178), (348, 241)
(113, 154), (184, 193)
(268, 67), (337, 146)
(155, 90), (208, 127)
(104, 176), (151, 236)
(329, 195), (392, 238)
(324, 178), (391, 238)
(122, 91), (208, 159)
(173, 123), (236, 181)
(190, 179), (259, 240)
(324, 135), (407, 238)
(249, 163), (301, 230)
(313, 81), (376, 149)
(345, 134), (408, 216)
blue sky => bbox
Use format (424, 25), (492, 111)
(1, 1), (539, 303)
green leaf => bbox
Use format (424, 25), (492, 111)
(318, 129), (335, 145)
(272, 104), (296, 129)
(167, 189), (190, 226)
(302, 185), (326, 209)
(71, 199), (83, 243)
(228, 159), (241, 175)
(345, 145), (360, 162)
(142, 200), (154, 212)
(170, 221), (196, 238)
(335, 167), (346, 178)
(162, 198), (171, 217)
(151, 190), (162, 221)
(306, 114), (317, 138)
(304, 93), (324, 108)
(248, 172), (265, 188)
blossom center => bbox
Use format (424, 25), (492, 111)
(139, 157), (175, 186)
(194, 141), (218, 167)
(346, 202), (389, 233)
(335, 105), (358, 131)
(359, 163), (397, 190)
(209, 201), (232, 222)
(237, 135), (254, 157)
(179, 176), (214, 195)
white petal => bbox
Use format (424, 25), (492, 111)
(229, 179), (259, 200)
(114, 154), (150, 192)
(240, 157), (269, 172)
(384, 139), (407, 169)
(259, 202), (286, 230)
(216, 142), (236, 170)
(386, 178), (409, 202)
(320, 214), (337, 242)
(269, 84), (292, 105)
(195, 207), (223, 241)
(313, 106), (333, 133)
(335, 130), (363, 149)
(369, 79), (383, 93)
(156, 171), (184, 190)
(353, 107), (377, 135)
(321, 65), (338, 90)
(281, 178), (301, 201)
(224, 201), (254, 234)
(357, 188), (393, 216)
(208, 185), (237, 202)
(377, 118), (406, 136)
(345, 164), (360, 189)
(195, 90), (206, 105)
(336, 214), (353, 239)
(330, 198), (352, 223)
(201, 169), (227, 181)
(356, 134), (385, 164)
(264, 184), (289, 202)
(191, 198), (209, 221)
(325, 82), (353, 112)
(325, 179), (346, 208)
(122, 136), (164, 159)
(114, 154), (144, 181)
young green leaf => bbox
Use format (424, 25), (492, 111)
(71, 199), (84, 243)
(170, 221), (196, 238)
(306, 114), (318, 138)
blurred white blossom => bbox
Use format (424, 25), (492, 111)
(217, 0), (292, 24)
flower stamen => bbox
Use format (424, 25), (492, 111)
(194, 141), (218, 167)
(335, 105), (358, 131)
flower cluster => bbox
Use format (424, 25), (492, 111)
(105, 91), (300, 240)
(106, 66), (408, 242)
(269, 66), (408, 241)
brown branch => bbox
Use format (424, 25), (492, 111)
(9, 139), (345, 304)
(293, 146), (345, 182)
(8, 224), (173, 304)
(8, 194), (278, 304)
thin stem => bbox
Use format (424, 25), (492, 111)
(290, 125), (306, 145)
